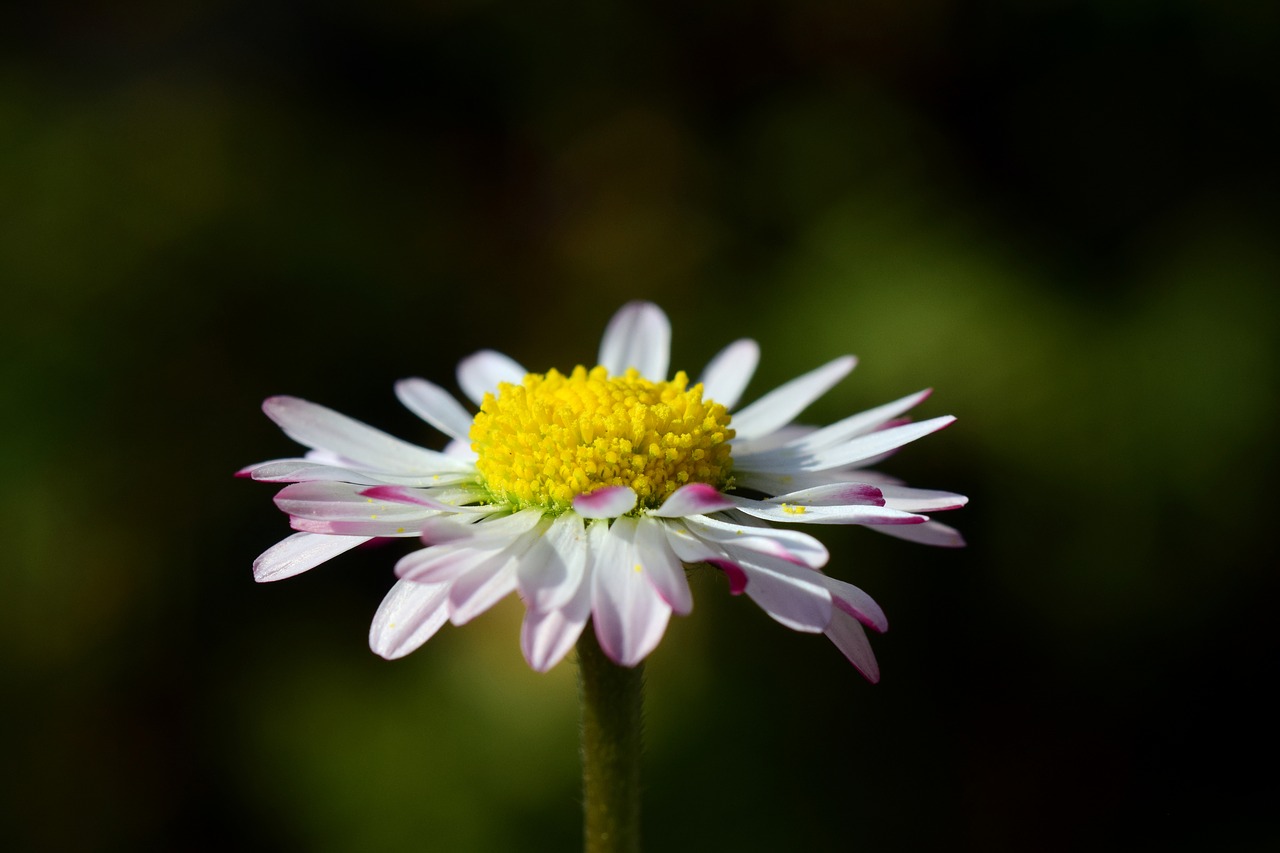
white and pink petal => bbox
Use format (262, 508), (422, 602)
(870, 519), (967, 548)
(263, 396), (472, 475)
(824, 608), (881, 682)
(573, 485), (638, 519)
(588, 518), (672, 667)
(648, 482), (736, 518)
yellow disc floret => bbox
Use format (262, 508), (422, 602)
(470, 365), (735, 512)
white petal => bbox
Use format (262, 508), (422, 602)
(730, 356), (857, 441)
(573, 486), (638, 519)
(635, 517), (693, 615)
(518, 512), (588, 612)
(597, 301), (671, 381)
(441, 514), (546, 621)
(647, 482), (736, 518)
(453, 508), (547, 539)
(871, 519), (967, 548)
(369, 578), (452, 660)
(824, 608), (880, 682)
(738, 415), (956, 473)
(252, 531), (371, 582)
(736, 389), (932, 467)
(698, 338), (759, 409)
(394, 378), (475, 442)
(588, 518), (672, 666)
(878, 485), (969, 512)
(395, 541), (506, 584)
(289, 518), (432, 536)
(416, 515), (491, 545)
(730, 424), (816, 455)
(448, 549), (522, 625)
(443, 438), (479, 462)
(521, 575), (592, 672)
(263, 396), (472, 474)
(457, 349), (527, 406)
(663, 521), (727, 564)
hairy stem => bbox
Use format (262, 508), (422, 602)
(577, 625), (644, 853)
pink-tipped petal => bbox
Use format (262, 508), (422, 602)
(252, 532), (372, 582)
(358, 485), (470, 512)
(457, 349), (527, 406)
(273, 482), (483, 535)
(707, 559), (749, 595)
(871, 519), (967, 548)
(825, 608), (881, 682)
(597, 301), (671, 381)
(764, 483), (885, 507)
(819, 574), (889, 633)
(369, 578), (452, 660)
(648, 483), (736, 518)
(730, 356), (857, 441)
(699, 338), (760, 409)
(573, 485), (638, 519)
(394, 377), (475, 442)
(736, 552), (834, 633)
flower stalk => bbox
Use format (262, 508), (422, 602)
(577, 624), (644, 853)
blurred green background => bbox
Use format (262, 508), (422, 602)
(3, 1), (1277, 851)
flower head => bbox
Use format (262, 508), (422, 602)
(240, 302), (965, 680)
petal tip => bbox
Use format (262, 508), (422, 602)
(573, 486), (638, 519)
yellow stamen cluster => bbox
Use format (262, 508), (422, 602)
(470, 365), (734, 512)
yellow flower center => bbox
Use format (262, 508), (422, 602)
(470, 365), (735, 512)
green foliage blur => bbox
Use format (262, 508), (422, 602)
(3, 2), (1277, 851)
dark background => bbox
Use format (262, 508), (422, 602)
(3, 2), (1277, 851)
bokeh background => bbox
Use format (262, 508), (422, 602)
(4, 2), (1278, 851)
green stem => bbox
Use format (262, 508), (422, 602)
(577, 624), (644, 853)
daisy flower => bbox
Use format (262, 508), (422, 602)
(240, 302), (965, 681)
